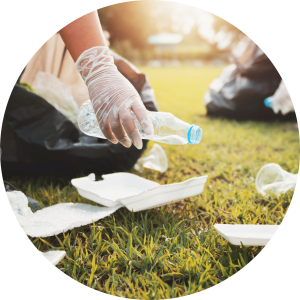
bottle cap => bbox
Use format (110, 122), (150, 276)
(264, 97), (273, 108)
(188, 125), (203, 144)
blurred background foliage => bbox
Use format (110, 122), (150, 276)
(98, 1), (245, 64)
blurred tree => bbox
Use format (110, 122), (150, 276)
(212, 15), (245, 49)
(98, 1), (246, 57)
(181, 25), (206, 45)
(98, 1), (157, 49)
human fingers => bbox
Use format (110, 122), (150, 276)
(118, 100), (143, 149)
(131, 99), (154, 136)
(108, 111), (132, 148)
(98, 116), (118, 144)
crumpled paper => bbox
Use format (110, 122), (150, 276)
(8, 191), (121, 238)
(41, 250), (66, 265)
(256, 163), (298, 196)
(134, 144), (168, 173)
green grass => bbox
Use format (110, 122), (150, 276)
(7, 66), (299, 298)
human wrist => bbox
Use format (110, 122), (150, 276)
(75, 46), (110, 68)
(75, 46), (115, 86)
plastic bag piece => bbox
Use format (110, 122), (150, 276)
(134, 144), (168, 173)
(32, 72), (79, 123)
(256, 163), (298, 196)
(41, 250), (66, 265)
(264, 81), (294, 115)
(7, 191), (122, 238)
(204, 37), (297, 121)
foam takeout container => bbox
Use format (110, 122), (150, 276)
(214, 224), (279, 246)
(71, 173), (208, 212)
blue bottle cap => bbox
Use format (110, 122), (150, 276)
(188, 125), (203, 144)
(264, 97), (273, 108)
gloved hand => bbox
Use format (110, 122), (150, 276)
(267, 81), (294, 115)
(75, 46), (153, 149)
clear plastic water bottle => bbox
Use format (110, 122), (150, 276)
(77, 100), (203, 145)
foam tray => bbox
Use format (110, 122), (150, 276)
(72, 173), (208, 212)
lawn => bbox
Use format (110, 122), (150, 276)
(8, 66), (299, 299)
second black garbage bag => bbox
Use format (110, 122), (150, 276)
(204, 37), (296, 121)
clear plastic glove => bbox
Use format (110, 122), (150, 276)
(267, 81), (294, 115)
(75, 46), (153, 149)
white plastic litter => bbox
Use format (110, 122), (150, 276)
(134, 144), (168, 172)
(41, 250), (66, 265)
(267, 81), (294, 115)
(7, 191), (121, 238)
(32, 72), (79, 122)
(214, 224), (279, 246)
(256, 163), (298, 196)
(72, 173), (157, 207)
(72, 173), (208, 212)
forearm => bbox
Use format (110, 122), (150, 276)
(60, 11), (152, 149)
(59, 11), (107, 61)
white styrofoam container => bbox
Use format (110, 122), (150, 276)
(120, 176), (207, 211)
(214, 224), (280, 246)
(72, 173), (208, 212)
(41, 250), (66, 265)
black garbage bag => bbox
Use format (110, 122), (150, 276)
(1, 84), (153, 176)
(204, 38), (296, 121)
(0, 55), (158, 177)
